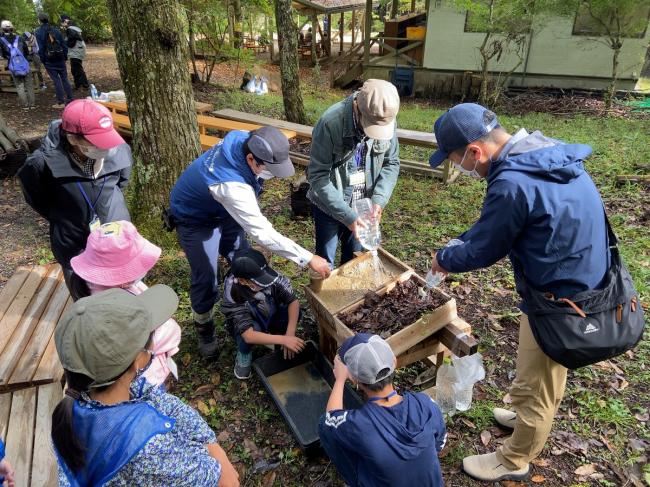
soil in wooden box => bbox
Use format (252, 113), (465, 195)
(339, 278), (450, 338)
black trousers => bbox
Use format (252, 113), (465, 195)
(70, 58), (89, 89)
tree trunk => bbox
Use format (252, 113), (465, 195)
(606, 41), (621, 110)
(274, 0), (307, 124)
(227, 6), (235, 45)
(390, 0), (399, 19)
(106, 0), (202, 220)
(233, 0), (243, 48)
(187, 0), (199, 82)
(311, 14), (319, 65)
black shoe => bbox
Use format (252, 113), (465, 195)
(194, 321), (219, 360)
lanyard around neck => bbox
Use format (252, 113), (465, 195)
(368, 390), (397, 402)
(76, 177), (106, 216)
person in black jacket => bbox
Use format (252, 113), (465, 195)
(221, 248), (305, 379)
(18, 99), (132, 300)
(35, 12), (73, 108)
(60, 15), (88, 89)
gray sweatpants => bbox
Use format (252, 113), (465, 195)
(11, 73), (35, 107)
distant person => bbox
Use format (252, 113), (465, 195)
(23, 31), (47, 90)
(17, 99), (132, 300)
(0, 20), (35, 109)
(70, 221), (181, 387)
(168, 127), (329, 360)
(60, 14), (89, 90)
(0, 440), (15, 487)
(307, 79), (400, 267)
(52, 286), (240, 486)
(35, 12), (73, 108)
(221, 248), (305, 379)
(319, 333), (447, 486)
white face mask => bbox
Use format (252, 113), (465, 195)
(258, 169), (274, 180)
(454, 148), (482, 179)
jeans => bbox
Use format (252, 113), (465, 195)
(312, 204), (362, 267)
(11, 73), (34, 107)
(319, 414), (359, 486)
(70, 58), (89, 89)
(234, 304), (289, 354)
(176, 216), (248, 315)
(44, 61), (73, 104)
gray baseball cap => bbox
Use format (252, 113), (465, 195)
(247, 126), (295, 178)
(338, 333), (396, 384)
(55, 285), (179, 387)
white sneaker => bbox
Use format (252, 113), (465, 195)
(463, 452), (530, 482)
(493, 407), (517, 429)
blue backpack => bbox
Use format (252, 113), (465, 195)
(1, 36), (30, 76)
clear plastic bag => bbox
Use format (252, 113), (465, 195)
(435, 364), (458, 415)
(451, 353), (485, 411)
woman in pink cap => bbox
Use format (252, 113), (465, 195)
(18, 99), (132, 300)
(71, 220), (181, 386)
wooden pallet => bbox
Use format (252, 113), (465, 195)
(0, 382), (62, 487)
(0, 265), (70, 392)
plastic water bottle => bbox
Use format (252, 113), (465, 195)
(424, 238), (464, 289)
(435, 364), (457, 415)
(353, 198), (381, 252)
(90, 84), (98, 100)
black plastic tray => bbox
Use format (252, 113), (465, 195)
(253, 341), (363, 452)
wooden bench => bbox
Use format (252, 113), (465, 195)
(99, 100), (214, 116)
(213, 108), (457, 182)
(196, 115), (297, 140)
(0, 383), (62, 487)
(0, 265), (69, 393)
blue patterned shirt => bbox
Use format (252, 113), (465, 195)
(58, 378), (221, 486)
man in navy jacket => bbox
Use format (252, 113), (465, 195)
(35, 12), (73, 107)
(428, 104), (608, 482)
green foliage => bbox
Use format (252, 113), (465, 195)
(0, 0), (36, 32)
(39, 0), (113, 41)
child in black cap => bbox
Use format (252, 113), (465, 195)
(222, 248), (305, 379)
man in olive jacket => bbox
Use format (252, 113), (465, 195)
(307, 79), (400, 266)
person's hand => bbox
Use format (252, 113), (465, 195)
(347, 217), (368, 239)
(217, 461), (240, 487)
(333, 355), (350, 383)
(282, 335), (306, 359)
(372, 204), (383, 222)
(0, 458), (15, 487)
(430, 253), (448, 277)
(308, 255), (331, 278)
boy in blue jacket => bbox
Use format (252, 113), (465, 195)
(319, 333), (446, 487)
(428, 104), (609, 481)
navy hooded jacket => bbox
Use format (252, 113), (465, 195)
(319, 392), (446, 486)
(437, 130), (609, 311)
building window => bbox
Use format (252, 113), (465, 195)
(463, 7), (531, 34)
(572, 4), (650, 38)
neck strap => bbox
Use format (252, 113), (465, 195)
(368, 390), (397, 402)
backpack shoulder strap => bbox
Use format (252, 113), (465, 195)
(603, 209), (620, 260)
(0, 37), (10, 49)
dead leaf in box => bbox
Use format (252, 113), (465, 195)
(181, 353), (192, 367)
(530, 474), (546, 483)
(480, 430), (492, 446)
(503, 393), (513, 404)
(574, 463), (596, 477)
(531, 458), (551, 468)
(196, 400), (210, 416)
(460, 418), (476, 429)
(194, 384), (213, 396)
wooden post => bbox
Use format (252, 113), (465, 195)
(326, 14), (332, 57)
(363, 0), (372, 65)
(339, 12), (344, 54)
(411, 0), (415, 13)
(351, 9), (356, 46)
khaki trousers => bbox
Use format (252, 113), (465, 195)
(496, 314), (568, 470)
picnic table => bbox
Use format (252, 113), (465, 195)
(100, 100), (214, 116)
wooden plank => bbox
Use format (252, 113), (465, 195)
(5, 387), (36, 487)
(33, 295), (72, 383)
(616, 174), (650, 183)
(0, 266), (31, 323)
(197, 115), (297, 139)
(0, 266), (62, 388)
(100, 100), (214, 115)
(437, 321), (478, 357)
(0, 392), (11, 441)
(11, 277), (69, 385)
(31, 383), (63, 487)
(200, 134), (222, 151)
(396, 335), (443, 368)
(0, 266), (49, 358)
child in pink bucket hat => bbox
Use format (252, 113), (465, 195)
(71, 221), (181, 386)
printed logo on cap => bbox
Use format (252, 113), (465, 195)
(99, 116), (112, 129)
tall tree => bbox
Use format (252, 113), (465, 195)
(577, 0), (650, 108)
(106, 0), (202, 219)
(232, 0), (243, 47)
(274, 0), (307, 123)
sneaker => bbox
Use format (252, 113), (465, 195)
(493, 407), (517, 429)
(463, 452), (530, 482)
(234, 351), (252, 380)
(52, 103), (65, 109)
(194, 321), (219, 360)
(40, 84), (47, 90)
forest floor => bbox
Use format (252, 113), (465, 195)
(1, 45), (649, 487)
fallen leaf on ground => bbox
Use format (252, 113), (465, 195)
(196, 400), (210, 416)
(211, 373), (221, 385)
(501, 481), (526, 487)
(181, 353), (192, 366)
(480, 430), (492, 446)
(574, 463), (596, 476)
(217, 430), (231, 443)
(194, 384), (213, 396)
(460, 418), (476, 429)
(531, 474), (546, 483)
(532, 458), (551, 468)
(262, 471), (277, 487)
(634, 412), (649, 422)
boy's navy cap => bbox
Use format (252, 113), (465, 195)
(231, 248), (279, 287)
(429, 103), (499, 168)
(339, 333), (395, 385)
(247, 126), (295, 178)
